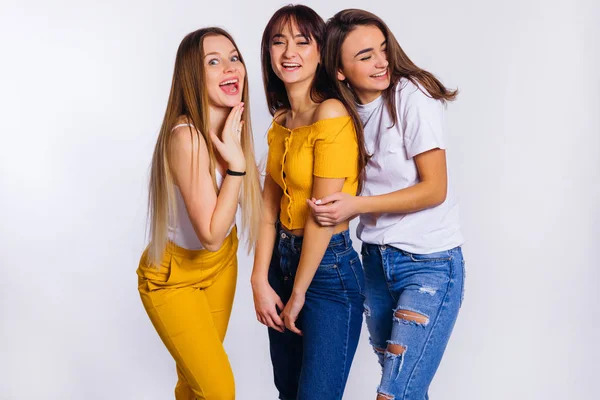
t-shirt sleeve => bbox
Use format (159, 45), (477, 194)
(402, 86), (446, 159)
(313, 118), (358, 178)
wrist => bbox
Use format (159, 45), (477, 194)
(355, 195), (368, 214)
(291, 287), (307, 298)
(227, 161), (246, 172)
(226, 168), (246, 176)
(251, 274), (268, 288)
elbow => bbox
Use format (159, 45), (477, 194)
(202, 239), (224, 252)
(432, 187), (447, 207)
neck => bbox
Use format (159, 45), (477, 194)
(355, 88), (383, 105)
(284, 79), (317, 119)
(208, 105), (230, 137)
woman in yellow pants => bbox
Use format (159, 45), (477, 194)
(137, 27), (261, 399)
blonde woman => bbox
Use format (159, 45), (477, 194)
(136, 27), (261, 400)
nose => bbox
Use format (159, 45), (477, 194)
(375, 51), (389, 69)
(223, 59), (237, 74)
(283, 42), (295, 59)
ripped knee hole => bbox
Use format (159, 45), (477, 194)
(394, 309), (429, 324)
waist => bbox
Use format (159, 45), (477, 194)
(277, 222), (351, 248)
(283, 221), (350, 237)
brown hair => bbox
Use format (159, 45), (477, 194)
(147, 27), (261, 265)
(261, 4), (369, 192)
(324, 9), (458, 127)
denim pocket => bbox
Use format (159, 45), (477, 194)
(403, 249), (452, 263)
(317, 246), (338, 270)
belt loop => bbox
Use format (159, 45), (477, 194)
(344, 230), (350, 248)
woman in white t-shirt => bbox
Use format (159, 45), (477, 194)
(308, 9), (466, 399)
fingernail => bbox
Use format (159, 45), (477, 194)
(315, 199), (322, 205)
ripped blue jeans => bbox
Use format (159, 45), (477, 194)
(361, 243), (465, 399)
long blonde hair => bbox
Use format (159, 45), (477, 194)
(147, 27), (261, 266)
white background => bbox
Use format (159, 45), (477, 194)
(1, 0), (598, 399)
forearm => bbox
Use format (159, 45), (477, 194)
(292, 216), (335, 295)
(251, 219), (277, 286)
(206, 175), (243, 248)
(357, 181), (446, 215)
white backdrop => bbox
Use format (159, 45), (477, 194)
(1, 0), (599, 399)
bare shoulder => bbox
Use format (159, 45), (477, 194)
(314, 98), (349, 122)
(170, 122), (208, 157)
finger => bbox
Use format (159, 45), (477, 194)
(316, 217), (336, 226)
(223, 103), (243, 135)
(266, 314), (284, 332)
(210, 132), (225, 153)
(312, 203), (336, 215)
(288, 319), (303, 336)
(275, 297), (285, 312)
(256, 312), (266, 326)
(317, 192), (342, 205)
(306, 199), (318, 213)
(238, 120), (244, 140)
(269, 310), (285, 330)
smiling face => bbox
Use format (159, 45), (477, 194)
(269, 20), (320, 86)
(203, 34), (246, 108)
(338, 25), (390, 103)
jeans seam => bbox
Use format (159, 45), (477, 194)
(335, 299), (352, 400)
(401, 258), (454, 399)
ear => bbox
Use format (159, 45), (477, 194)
(337, 69), (346, 82)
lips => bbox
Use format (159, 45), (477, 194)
(370, 70), (388, 80)
(219, 78), (240, 95)
(281, 62), (301, 72)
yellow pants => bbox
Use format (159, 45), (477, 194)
(137, 228), (238, 400)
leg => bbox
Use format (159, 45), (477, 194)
(377, 247), (464, 400)
(362, 244), (397, 368)
(203, 256), (238, 342)
(297, 246), (364, 400)
(139, 283), (236, 399)
(268, 242), (303, 400)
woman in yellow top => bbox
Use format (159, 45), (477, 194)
(251, 5), (368, 400)
(136, 28), (261, 399)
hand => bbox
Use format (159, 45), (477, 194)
(281, 291), (305, 335)
(210, 102), (246, 171)
(306, 192), (358, 226)
(252, 279), (285, 333)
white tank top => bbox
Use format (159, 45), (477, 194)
(167, 123), (235, 250)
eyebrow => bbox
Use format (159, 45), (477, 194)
(204, 49), (238, 58)
(272, 33), (309, 40)
(354, 40), (387, 58)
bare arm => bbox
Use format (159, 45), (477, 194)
(169, 104), (246, 251)
(308, 148), (448, 225)
(251, 174), (286, 332)
(252, 174), (283, 285)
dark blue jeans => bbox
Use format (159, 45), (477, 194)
(268, 225), (365, 400)
(362, 243), (465, 399)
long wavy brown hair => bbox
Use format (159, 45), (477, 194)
(324, 9), (458, 127)
(261, 4), (369, 192)
(147, 27), (261, 265)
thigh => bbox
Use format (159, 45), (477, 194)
(362, 244), (396, 362)
(203, 256), (238, 342)
(140, 286), (235, 399)
(268, 242), (303, 400)
(379, 248), (464, 399)
(298, 249), (364, 400)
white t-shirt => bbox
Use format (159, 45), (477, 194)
(356, 78), (464, 254)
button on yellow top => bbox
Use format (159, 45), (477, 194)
(266, 116), (359, 230)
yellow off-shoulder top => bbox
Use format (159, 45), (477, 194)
(266, 116), (359, 230)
